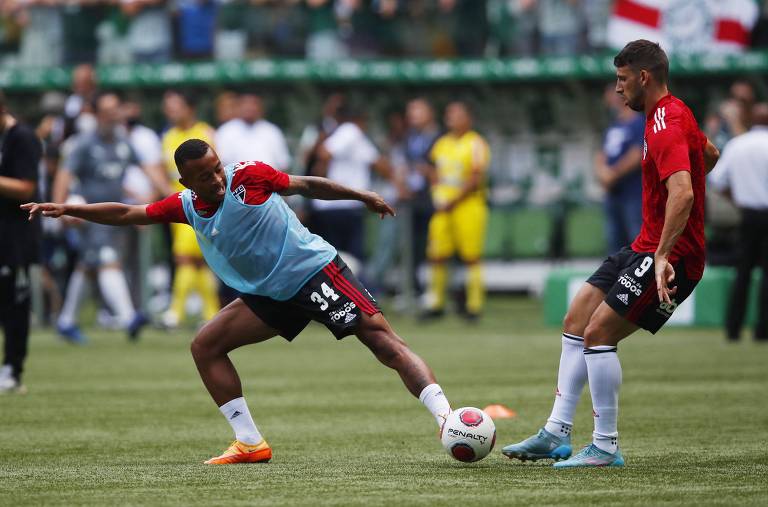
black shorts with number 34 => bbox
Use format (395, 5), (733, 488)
(240, 256), (380, 341)
(586, 247), (700, 334)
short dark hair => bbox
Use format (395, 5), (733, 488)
(614, 39), (669, 85)
(91, 91), (121, 113)
(174, 138), (210, 171)
(166, 89), (197, 109)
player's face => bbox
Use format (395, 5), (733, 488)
(445, 103), (471, 133)
(615, 66), (644, 112)
(181, 149), (227, 203)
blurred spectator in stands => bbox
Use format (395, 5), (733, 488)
(402, 98), (440, 297)
(64, 64), (98, 138)
(423, 101), (490, 321)
(366, 109), (409, 294)
(582, 0), (612, 53)
(437, 0), (488, 57)
(15, 0), (64, 68)
(594, 83), (644, 255)
(122, 98), (167, 310)
(36, 92), (73, 326)
(122, 0), (173, 64)
(487, 0), (536, 57)
(160, 90), (219, 328)
(214, 90), (239, 127)
(299, 92), (346, 176)
(52, 92), (155, 343)
(708, 102), (768, 343)
(0, 1), (22, 65)
(214, 92), (291, 170)
(752, 0), (768, 48)
(310, 103), (393, 269)
(123, 98), (166, 203)
(0, 90), (42, 393)
(537, 0), (584, 56)
(173, 0), (217, 60)
(706, 80), (756, 149)
(305, 0), (349, 60)
(61, 0), (104, 65)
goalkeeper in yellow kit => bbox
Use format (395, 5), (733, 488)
(423, 101), (490, 320)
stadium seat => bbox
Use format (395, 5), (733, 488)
(564, 206), (606, 257)
(507, 207), (553, 258)
(484, 208), (508, 259)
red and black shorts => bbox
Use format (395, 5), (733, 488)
(586, 247), (700, 334)
(240, 255), (380, 341)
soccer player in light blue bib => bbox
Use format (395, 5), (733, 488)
(23, 139), (453, 464)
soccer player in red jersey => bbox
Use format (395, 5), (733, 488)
(503, 40), (721, 468)
(22, 141), (453, 464)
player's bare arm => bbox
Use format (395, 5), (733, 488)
(281, 175), (395, 218)
(654, 170), (695, 304)
(21, 201), (154, 226)
(703, 138), (720, 174)
(0, 175), (35, 200)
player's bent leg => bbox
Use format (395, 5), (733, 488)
(190, 298), (279, 406)
(189, 298), (279, 464)
(554, 303), (637, 468)
(355, 313), (451, 427)
(504, 283), (606, 462)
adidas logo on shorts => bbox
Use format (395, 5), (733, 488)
(616, 293), (629, 305)
(344, 312), (357, 324)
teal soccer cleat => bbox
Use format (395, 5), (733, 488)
(553, 443), (625, 469)
(502, 429), (572, 462)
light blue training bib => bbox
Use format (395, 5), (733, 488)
(180, 164), (337, 300)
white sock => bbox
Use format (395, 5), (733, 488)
(98, 268), (135, 327)
(419, 383), (452, 427)
(219, 397), (263, 445)
(584, 345), (622, 454)
(544, 333), (587, 438)
(58, 268), (86, 328)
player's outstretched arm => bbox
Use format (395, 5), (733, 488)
(281, 175), (395, 218)
(21, 202), (154, 226)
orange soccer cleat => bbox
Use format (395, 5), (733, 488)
(204, 439), (273, 465)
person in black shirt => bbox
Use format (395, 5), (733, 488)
(0, 91), (42, 394)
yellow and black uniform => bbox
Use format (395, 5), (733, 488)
(161, 121), (219, 322)
(427, 130), (490, 314)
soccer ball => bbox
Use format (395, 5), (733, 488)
(440, 407), (496, 462)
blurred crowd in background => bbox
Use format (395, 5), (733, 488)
(5, 61), (762, 335)
(1, 1), (767, 339)
(3, 0), (768, 67)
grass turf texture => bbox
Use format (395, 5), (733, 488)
(1, 296), (767, 506)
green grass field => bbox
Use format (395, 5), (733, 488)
(1, 296), (767, 506)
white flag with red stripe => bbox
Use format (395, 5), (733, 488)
(607, 0), (759, 54)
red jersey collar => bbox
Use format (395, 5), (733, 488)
(647, 93), (674, 120)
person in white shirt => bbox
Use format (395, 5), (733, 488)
(709, 102), (768, 342)
(214, 93), (291, 170)
(311, 105), (392, 265)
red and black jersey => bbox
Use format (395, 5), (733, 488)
(631, 94), (707, 280)
(146, 161), (290, 224)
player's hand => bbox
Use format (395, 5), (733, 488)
(20, 202), (66, 221)
(654, 254), (678, 304)
(363, 191), (396, 219)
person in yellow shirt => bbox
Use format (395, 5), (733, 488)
(160, 90), (219, 326)
(423, 101), (490, 320)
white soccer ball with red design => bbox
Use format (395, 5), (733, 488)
(440, 407), (496, 462)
